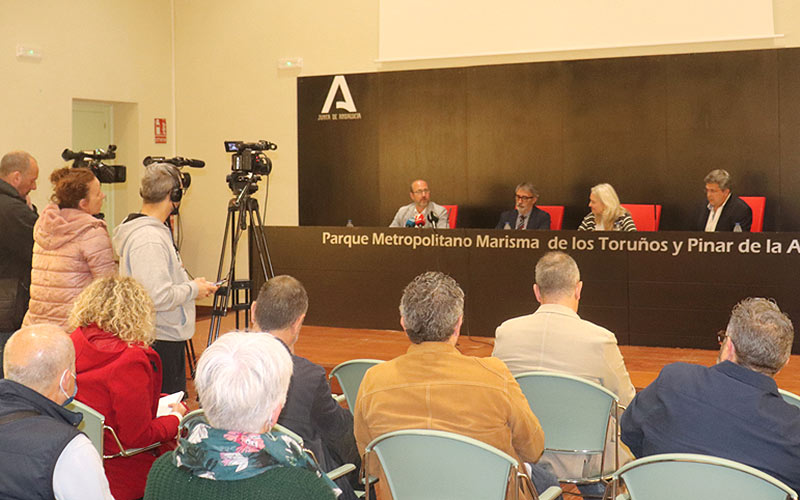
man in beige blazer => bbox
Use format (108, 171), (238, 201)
(493, 251), (635, 489)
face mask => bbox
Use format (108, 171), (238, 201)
(59, 369), (78, 407)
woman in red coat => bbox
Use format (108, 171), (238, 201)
(69, 275), (187, 500)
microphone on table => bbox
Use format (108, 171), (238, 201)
(427, 211), (439, 227)
(405, 219), (416, 228)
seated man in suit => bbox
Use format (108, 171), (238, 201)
(354, 271), (558, 499)
(621, 298), (800, 493)
(695, 169), (752, 231)
(496, 182), (551, 230)
(251, 275), (360, 500)
(389, 179), (449, 228)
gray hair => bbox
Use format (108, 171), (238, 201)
(704, 169), (731, 191)
(515, 182), (539, 198)
(399, 272), (464, 344)
(195, 331), (293, 433)
(726, 298), (793, 376)
(254, 276), (309, 331)
(0, 151), (34, 178)
(3, 325), (74, 394)
(535, 252), (580, 299)
(591, 183), (626, 228)
(140, 163), (179, 204)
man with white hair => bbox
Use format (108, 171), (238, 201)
(695, 168), (752, 231)
(0, 325), (113, 500)
(113, 162), (217, 393)
(622, 298), (800, 493)
(144, 331), (338, 499)
(0, 151), (40, 370)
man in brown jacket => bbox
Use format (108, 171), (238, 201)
(354, 271), (557, 498)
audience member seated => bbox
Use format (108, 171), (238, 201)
(694, 168), (752, 232)
(493, 251), (635, 491)
(24, 167), (116, 329)
(251, 275), (361, 500)
(389, 179), (449, 228)
(578, 183), (637, 231)
(0, 325), (113, 500)
(495, 182), (551, 230)
(354, 271), (557, 499)
(621, 298), (800, 493)
(144, 331), (338, 500)
(70, 275), (186, 500)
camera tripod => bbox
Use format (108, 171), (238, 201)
(206, 182), (275, 348)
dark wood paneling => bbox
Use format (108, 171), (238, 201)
(299, 48), (800, 232)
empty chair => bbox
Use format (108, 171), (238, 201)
(620, 204), (662, 231)
(364, 429), (561, 500)
(605, 453), (797, 500)
(514, 372), (619, 492)
(329, 359), (384, 413)
(740, 196), (766, 232)
(442, 204), (458, 228)
(537, 205), (565, 230)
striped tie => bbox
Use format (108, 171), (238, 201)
(517, 215), (526, 230)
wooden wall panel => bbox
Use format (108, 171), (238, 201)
(298, 48), (800, 231)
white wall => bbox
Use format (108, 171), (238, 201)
(0, 0), (175, 220)
(4, 0), (800, 283)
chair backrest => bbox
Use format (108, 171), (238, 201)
(779, 389), (800, 409)
(365, 429), (518, 500)
(66, 399), (105, 458)
(441, 204), (458, 228)
(329, 359), (384, 413)
(740, 196), (766, 232)
(620, 204), (662, 231)
(612, 453), (798, 500)
(514, 372), (616, 454)
(537, 205), (564, 230)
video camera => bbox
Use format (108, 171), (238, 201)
(224, 140), (277, 195)
(142, 155), (205, 190)
(61, 145), (126, 184)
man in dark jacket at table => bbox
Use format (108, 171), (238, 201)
(496, 182), (551, 230)
(695, 169), (752, 231)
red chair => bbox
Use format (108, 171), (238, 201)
(537, 205), (565, 230)
(620, 204), (662, 231)
(740, 196), (765, 232)
(442, 205), (458, 228)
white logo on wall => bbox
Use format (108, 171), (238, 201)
(318, 75), (362, 121)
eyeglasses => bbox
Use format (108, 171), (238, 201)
(412, 189), (430, 195)
(515, 195), (535, 201)
(717, 330), (728, 345)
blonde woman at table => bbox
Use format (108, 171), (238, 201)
(578, 183), (637, 232)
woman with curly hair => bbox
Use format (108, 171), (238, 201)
(23, 167), (116, 328)
(578, 183), (637, 232)
(70, 275), (187, 500)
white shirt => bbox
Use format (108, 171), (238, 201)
(53, 434), (115, 500)
(704, 193), (731, 232)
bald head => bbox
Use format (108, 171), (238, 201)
(3, 325), (75, 400)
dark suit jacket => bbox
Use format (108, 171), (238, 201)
(495, 206), (551, 230)
(695, 195), (753, 231)
(276, 340), (360, 499)
(621, 361), (800, 493)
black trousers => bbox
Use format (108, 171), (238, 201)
(152, 340), (187, 394)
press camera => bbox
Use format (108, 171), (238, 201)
(224, 140), (277, 194)
(61, 145), (126, 183)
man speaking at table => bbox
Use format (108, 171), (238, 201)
(389, 179), (449, 229)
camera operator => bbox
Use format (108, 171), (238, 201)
(112, 163), (217, 394)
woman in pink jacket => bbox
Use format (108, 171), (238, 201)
(23, 167), (116, 328)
